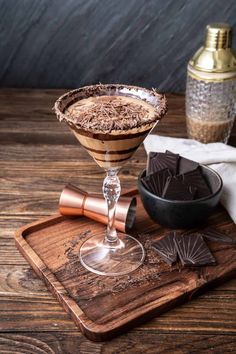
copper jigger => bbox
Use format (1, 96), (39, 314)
(59, 184), (136, 233)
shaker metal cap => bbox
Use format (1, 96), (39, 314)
(205, 23), (232, 49)
(59, 184), (136, 233)
(189, 23), (236, 74)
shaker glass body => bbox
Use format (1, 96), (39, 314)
(186, 71), (236, 144)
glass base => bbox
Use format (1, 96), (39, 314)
(79, 233), (145, 276)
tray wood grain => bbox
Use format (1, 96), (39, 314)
(15, 190), (236, 341)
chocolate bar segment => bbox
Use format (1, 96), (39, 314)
(181, 167), (211, 198)
(152, 232), (178, 265)
(141, 168), (172, 196)
(202, 228), (236, 245)
(147, 151), (179, 175)
(162, 176), (196, 201)
(178, 156), (199, 174)
(166, 150), (199, 174)
(174, 233), (216, 267)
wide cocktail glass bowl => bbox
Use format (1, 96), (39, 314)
(54, 84), (167, 276)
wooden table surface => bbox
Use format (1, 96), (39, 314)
(0, 89), (236, 353)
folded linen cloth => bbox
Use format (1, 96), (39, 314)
(144, 135), (236, 223)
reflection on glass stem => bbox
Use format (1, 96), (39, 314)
(103, 169), (121, 245)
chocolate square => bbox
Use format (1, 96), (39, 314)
(147, 151), (179, 175)
(152, 232), (178, 265)
(178, 156), (199, 174)
(162, 176), (196, 201)
(174, 233), (216, 267)
(181, 167), (211, 198)
(202, 228), (236, 245)
(141, 168), (172, 196)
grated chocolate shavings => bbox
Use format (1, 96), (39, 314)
(66, 98), (151, 132)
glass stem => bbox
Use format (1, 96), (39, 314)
(103, 169), (121, 244)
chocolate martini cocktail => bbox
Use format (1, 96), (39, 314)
(54, 84), (167, 276)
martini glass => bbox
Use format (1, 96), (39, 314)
(54, 84), (167, 276)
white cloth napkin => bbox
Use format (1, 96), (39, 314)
(144, 135), (236, 223)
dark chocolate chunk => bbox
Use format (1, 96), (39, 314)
(181, 167), (211, 198)
(178, 156), (199, 174)
(147, 151), (179, 175)
(174, 233), (216, 267)
(152, 232), (178, 265)
(162, 176), (196, 200)
(141, 168), (172, 196)
(202, 228), (236, 245)
(165, 150), (199, 174)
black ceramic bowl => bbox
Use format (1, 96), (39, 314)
(138, 165), (223, 229)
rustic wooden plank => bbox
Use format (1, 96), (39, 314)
(0, 143), (146, 164)
(1, 295), (236, 334)
(0, 161), (144, 180)
(0, 266), (50, 297)
(0, 332), (235, 354)
(0, 217), (38, 238)
(0, 239), (28, 265)
(1, 291), (235, 334)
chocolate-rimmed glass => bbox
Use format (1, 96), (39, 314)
(54, 84), (167, 276)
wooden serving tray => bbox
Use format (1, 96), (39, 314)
(15, 190), (236, 341)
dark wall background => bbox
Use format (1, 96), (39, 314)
(0, 0), (235, 92)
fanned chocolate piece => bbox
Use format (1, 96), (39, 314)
(152, 232), (178, 265)
(178, 156), (199, 174)
(141, 168), (172, 196)
(182, 167), (211, 198)
(174, 233), (216, 267)
(147, 151), (179, 175)
(162, 176), (196, 201)
(202, 228), (236, 245)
